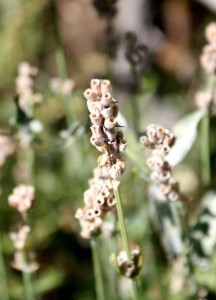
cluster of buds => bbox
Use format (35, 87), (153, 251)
(140, 124), (180, 201)
(84, 79), (127, 181)
(11, 251), (39, 273)
(8, 184), (35, 218)
(0, 135), (15, 167)
(200, 22), (216, 74)
(75, 167), (116, 239)
(16, 62), (43, 117)
(125, 32), (147, 67)
(9, 224), (30, 250)
(116, 249), (142, 278)
(8, 184), (38, 272)
(49, 77), (75, 96)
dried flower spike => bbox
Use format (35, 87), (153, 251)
(140, 124), (180, 201)
(75, 166), (115, 239)
(83, 79), (127, 181)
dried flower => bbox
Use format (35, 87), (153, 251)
(83, 79), (127, 181)
(140, 124), (180, 201)
(116, 248), (142, 278)
(11, 251), (39, 273)
(125, 32), (147, 67)
(16, 62), (43, 117)
(9, 224), (30, 250)
(8, 184), (35, 216)
(75, 166), (115, 239)
(49, 77), (75, 96)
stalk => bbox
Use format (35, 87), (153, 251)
(22, 268), (36, 300)
(201, 113), (210, 186)
(51, 0), (74, 126)
(0, 234), (10, 300)
(113, 184), (141, 300)
(130, 68), (140, 134)
(91, 238), (106, 300)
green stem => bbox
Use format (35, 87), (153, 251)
(51, 0), (74, 126)
(113, 185), (131, 261)
(22, 269), (36, 300)
(130, 96), (139, 135)
(130, 68), (140, 134)
(91, 238), (106, 300)
(113, 185), (141, 300)
(201, 114), (210, 186)
(0, 234), (10, 300)
(27, 146), (35, 186)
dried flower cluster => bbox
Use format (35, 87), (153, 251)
(10, 224), (30, 250)
(116, 249), (142, 278)
(140, 124), (180, 201)
(11, 251), (39, 273)
(125, 32), (147, 67)
(49, 77), (75, 96)
(84, 79), (127, 181)
(76, 79), (127, 239)
(75, 167), (115, 239)
(200, 22), (216, 74)
(16, 62), (43, 117)
(8, 184), (35, 217)
(8, 184), (38, 272)
(0, 135), (15, 167)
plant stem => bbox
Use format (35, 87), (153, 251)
(201, 113), (210, 186)
(130, 94), (139, 135)
(51, 0), (74, 126)
(113, 184), (141, 300)
(0, 234), (10, 300)
(130, 67), (140, 134)
(22, 269), (36, 300)
(113, 185), (131, 261)
(91, 238), (106, 300)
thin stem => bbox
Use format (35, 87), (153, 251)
(22, 269), (36, 300)
(51, 0), (74, 126)
(130, 67), (140, 134)
(132, 278), (141, 300)
(113, 184), (141, 300)
(201, 114), (210, 186)
(130, 94), (139, 135)
(113, 185), (131, 261)
(91, 238), (106, 300)
(0, 234), (10, 300)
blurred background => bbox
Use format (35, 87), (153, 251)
(0, 0), (216, 299)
